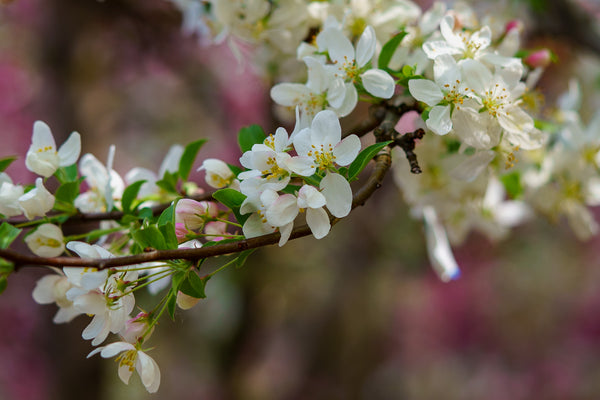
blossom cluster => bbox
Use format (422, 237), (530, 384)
(0, 0), (598, 394)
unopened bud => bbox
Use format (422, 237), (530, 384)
(505, 19), (523, 34)
(524, 49), (553, 68)
(120, 312), (153, 343)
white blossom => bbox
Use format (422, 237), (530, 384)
(25, 121), (81, 178)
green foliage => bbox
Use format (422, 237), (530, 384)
(156, 171), (179, 195)
(235, 249), (256, 269)
(132, 225), (167, 250)
(501, 172), (523, 199)
(0, 156), (17, 173)
(53, 181), (81, 213)
(157, 204), (178, 250)
(347, 141), (393, 180)
(54, 164), (79, 184)
(179, 139), (207, 181)
(0, 222), (21, 249)
(121, 180), (147, 214)
(378, 31), (407, 70)
(0, 258), (14, 296)
(238, 124), (266, 153)
(213, 188), (248, 225)
(179, 271), (208, 299)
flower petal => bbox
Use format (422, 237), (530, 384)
(408, 79), (443, 106)
(58, 131), (81, 167)
(321, 172), (352, 218)
(362, 69), (395, 99)
(306, 207), (330, 239)
(356, 26), (376, 67)
(333, 134), (361, 166)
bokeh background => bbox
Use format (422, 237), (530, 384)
(1, 0), (600, 399)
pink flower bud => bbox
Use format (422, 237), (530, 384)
(120, 312), (153, 343)
(175, 199), (219, 231)
(175, 222), (189, 242)
(505, 20), (523, 34)
(177, 291), (200, 310)
(204, 221), (228, 241)
(524, 49), (553, 68)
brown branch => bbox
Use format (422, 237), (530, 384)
(1, 150), (392, 270)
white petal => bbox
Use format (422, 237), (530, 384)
(422, 40), (462, 59)
(304, 57), (329, 93)
(266, 194), (299, 226)
(57, 131), (81, 167)
(306, 207), (330, 239)
(335, 83), (358, 117)
(278, 222), (293, 247)
(497, 106), (534, 135)
(426, 105), (452, 135)
(137, 351), (161, 393)
(408, 79), (444, 106)
(242, 213), (276, 238)
(298, 185), (326, 209)
(270, 83), (309, 106)
(462, 59), (492, 95)
(333, 134), (361, 166)
(448, 151), (495, 182)
(317, 27), (354, 63)
(311, 110), (342, 146)
(361, 69), (395, 99)
(355, 26), (376, 67)
(286, 156), (315, 176)
(327, 77), (346, 109)
(32, 275), (62, 304)
(422, 206), (460, 282)
(321, 172), (352, 218)
(31, 121), (56, 149)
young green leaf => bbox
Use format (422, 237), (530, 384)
(131, 225), (167, 250)
(0, 276), (7, 296)
(156, 171), (179, 194)
(157, 203), (175, 227)
(347, 141), (393, 180)
(179, 271), (208, 299)
(378, 31), (407, 70)
(238, 125), (266, 153)
(235, 249), (256, 269)
(213, 188), (248, 225)
(0, 223), (21, 249)
(500, 172), (523, 199)
(179, 139), (207, 181)
(54, 164), (79, 184)
(0, 156), (17, 173)
(121, 180), (146, 214)
(166, 288), (177, 320)
(53, 181), (81, 213)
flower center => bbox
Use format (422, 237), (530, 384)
(261, 157), (289, 180)
(307, 144), (336, 170)
(482, 84), (509, 117)
(116, 349), (137, 373)
(442, 79), (467, 108)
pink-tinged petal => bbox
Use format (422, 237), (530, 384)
(286, 156), (315, 177)
(422, 206), (460, 282)
(311, 110), (341, 146)
(266, 194), (299, 226)
(137, 351), (161, 393)
(426, 105), (452, 135)
(270, 83), (309, 106)
(58, 131), (81, 167)
(356, 26), (376, 67)
(333, 135), (361, 166)
(408, 79), (443, 106)
(298, 185), (326, 209)
(361, 69), (395, 99)
(278, 222), (293, 247)
(306, 207), (330, 239)
(321, 172), (352, 218)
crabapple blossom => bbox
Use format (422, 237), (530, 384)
(198, 158), (239, 189)
(88, 342), (161, 393)
(24, 223), (65, 257)
(32, 270), (82, 323)
(25, 120), (81, 178)
(0, 173), (24, 217)
(18, 177), (55, 220)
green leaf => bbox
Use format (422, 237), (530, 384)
(280, 184), (301, 195)
(131, 225), (167, 250)
(53, 181), (81, 213)
(348, 141), (393, 180)
(227, 163), (243, 177)
(54, 164), (79, 183)
(213, 188), (249, 225)
(0, 258), (14, 273)
(0, 223), (21, 249)
(238, 125), (266, 153)
(159, 222), (178, 250)
(121, 180), (146, 214)
(157, 203), (175, 227)
(235, 249), (256, 269)
(166, 288), (177, 320)
(156, 171), (179, 194)
(378, 31), (407, 70)
(179, 271), (208, 299)
(0, 276), (7, 295)
(0, 156), (17, 173)
(178, 139), (207, 181)
(500, 172), (523, 199)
